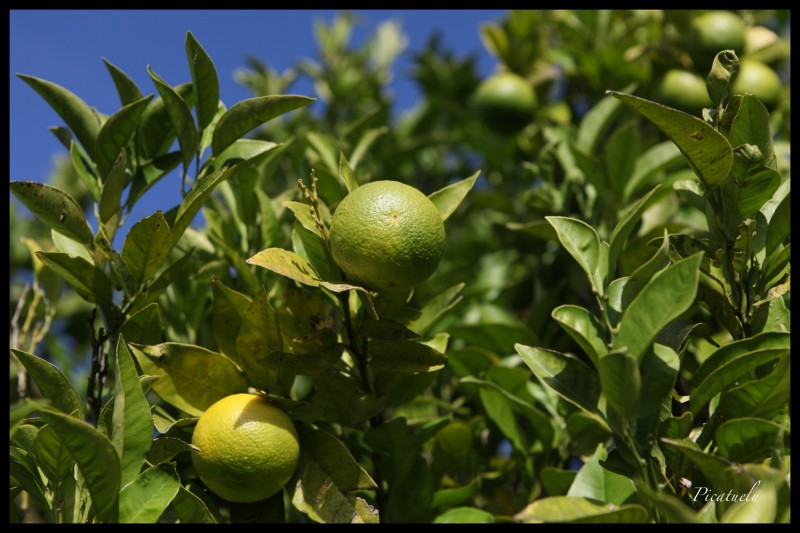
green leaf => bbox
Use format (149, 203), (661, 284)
(567, 444), (635, 505)
(99, 148), (128, 223)
(350, 126), (388, 171)
(292, 222), (339, 284)
(716, 418), (787, 464)
(17, 74), (102, 159)
(113, 337), (154, 487)
(34, 423), (74, 483)
(604, 122), (639, 196)
(716, 354), (789, 420)
(236, 286), (282, 390)
(185, 31), (220, 130)
(577, 85), (631, 155)
(69, 140), (101, 200)
(428, 170), (480, 221)
(212, 95), (314, 155)
(626, 140), (683, 200)
(102, 57), (145, 106)
(129, 343), (247, 417)
(369, 338), (446, 373)
(121, 211), (173, 284)
(94, 95), (153, 178)
(597, 349), (640, 417)
(283, 200), (324, 238)
(659, 437), (732, 494)
(10, 181), (94, 245)
(613, 253), (702, 362)
(207, 138), (279, 174)
(690, 332), (790, 415)
(515, 344), (605, 423)
(11, 349), (82, 417)
(119, 462), (181, 523)
(171, 487), (217, 523)
(729, 94), (776, 171)
(406, 283), (464, 336)
(306, 131), (339, 174)
(720, 480), (777, 524)
(339, 152), (359, 193)
(515, 496), (650, 523)
(290, 426), (379, 524)
(433, 507), (494, 524)
(608, 91), (733, 189)
(171, 162), (238, 245)
(551, 304), (606, 369)
(764, 192), (790, 258)
(147, 66), (198, 173)
(608, 184), (662, 274)
(35, 251), (113, 306)
(121, 303), (163, 345)
(39, 408), (120, 523)
(546, 216), (608, 296)
(431, 477), (481, 509)
(479, 22), (509, 61)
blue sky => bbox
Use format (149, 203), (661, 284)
(10, 10), (508, 243)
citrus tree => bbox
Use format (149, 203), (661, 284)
(10, 10), (790, 524)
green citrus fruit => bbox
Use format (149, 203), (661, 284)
(472, 72), (536, 134)
(731, 59), (783, 111)
(191, 393), (300, 503)
(329, 180), (445, 292)
(657, 69), (713, 115)
(686, 11), (746, 71)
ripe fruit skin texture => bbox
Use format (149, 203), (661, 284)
(731, 59), (783, 111)
(472, 72), (536, 134)
(686, 11), (746, 71)
(658, 69), (713, 115)
(329, 180), (445, 293)
(191, 394), (300, 503)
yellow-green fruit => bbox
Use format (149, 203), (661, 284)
(329, 180), (445, 292)
(191, 394), (299, 503)
(658, 69), (713, 115)
(731, 59), (783, 111)
(686, 11), (746, 71)
(472, 72), (536, 134)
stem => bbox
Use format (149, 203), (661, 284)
(86, 309), (109, 426)
(12, 284), (31, 401)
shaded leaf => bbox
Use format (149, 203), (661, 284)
(290, 426), (378, 524)
(369, 338), (446, 373)
(729, 94), (776, 171)
(147, 436), (198, 465)
(608, 184), (662, 273)
(577, 85), (631, 155)
(716, 418), (787, 464)
(34, 423), (74, 483)
(567, 444), (635, 505)
(10, 181), (94, 245)
(11, 349), (82, 417)
(171, 162), (238, 245)
(516, 344), (605, 422)
(135, 82), (194, 161)
(716, 354), (789, 420)
(212, 95), (314, 155)
(637, 343), (680, 418)
(428, 170), (480, 221)
(731, 144), (781, 218)
(121, 303), (163, 345)
(98, 148), (128, 223)
(350, 126), (388, 171)
(148, 66), (197, 172)
(339, 152), (359, 193)
(690, 332), (790, 415)
(122, 211), (173, 283)
(621, 230), (670, 309)
(126, 151), (183, 209)
(609, 91), (733, 189)
(36, 251), (113, 306)
(69, 140), (101, 200)
(406, 283), (464, 336)
(236, 286), (282, 390)
(597, 349), (640, 417)
(626, 140), (683, 200)
(39, 408), (120, 522)
(94, 95), (152, 178)
(129, 343), (247, 417)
